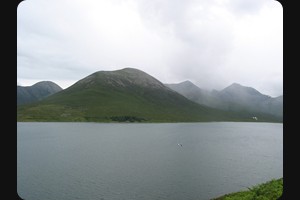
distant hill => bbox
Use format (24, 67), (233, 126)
(17, 68), (276, 122)
(17, 81), (62, 105)
(258, 95), (283, 118)
(165, 81), (283, 121)
(165, 81), (216, 106)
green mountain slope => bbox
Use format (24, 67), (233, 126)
(17, 68), (280, 122)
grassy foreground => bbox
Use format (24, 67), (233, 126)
(212, 178), (283, 200)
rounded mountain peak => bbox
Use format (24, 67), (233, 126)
(74, 68), (166, 90)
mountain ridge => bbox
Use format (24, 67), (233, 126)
(165, 80), (282, 120)
(17, 68), (282, 122)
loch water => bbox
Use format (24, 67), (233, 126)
(17, 122), (283, 200)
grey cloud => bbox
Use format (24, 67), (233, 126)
(17, 0), (282, 96)
(135, 0), (236, 88)
(225, 0), (270, 16)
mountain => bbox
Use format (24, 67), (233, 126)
(165, 82), (283, 121)
(17, 68), (266, 122)
(210, 83), (283, 119)
(17, 81), (62, 105)
(165, 81), (217, 106)
(215, 83), (271, 110)
(258, 95), (283, 118)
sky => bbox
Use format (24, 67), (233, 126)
(17, 0), (283, 97)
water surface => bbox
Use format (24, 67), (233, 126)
(17, 122), (283, 200)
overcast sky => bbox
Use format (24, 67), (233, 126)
(17, 0), (283, 97)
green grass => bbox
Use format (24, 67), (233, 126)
(212, 178), (283, 200)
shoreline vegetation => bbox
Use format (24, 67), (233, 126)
(211, 178), (283, 200)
